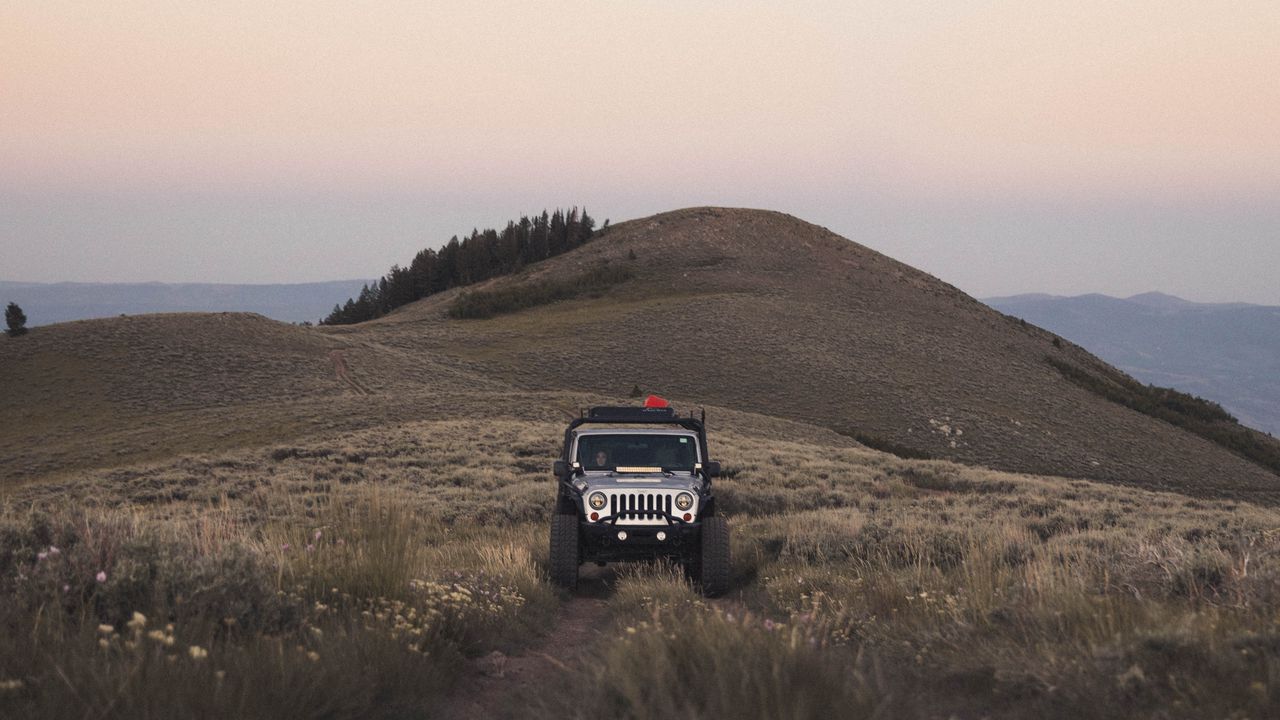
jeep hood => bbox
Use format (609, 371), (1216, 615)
(581, 471), (703, 492)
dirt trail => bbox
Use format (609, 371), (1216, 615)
(328, 350), (373, 395)
(435, 569), (617, 720)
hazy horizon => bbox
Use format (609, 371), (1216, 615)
(4, 2), (1279, 303)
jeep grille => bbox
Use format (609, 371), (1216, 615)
(600, 490), (693, 525)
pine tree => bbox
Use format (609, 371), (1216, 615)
(409, 248), (438, 300)
(528, 212), (550, 262)
(321, 206), (602, 325)
(5, 302), (28, 337)
(321, 303), (343, 325)
(548, 210), (567, 256)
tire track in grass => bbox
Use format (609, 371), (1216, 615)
(328, 350), (373, 395)
(436, 567), (617, 720)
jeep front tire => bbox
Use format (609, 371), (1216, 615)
(699, 516), (731, 597)
(549, 511), (580, 589)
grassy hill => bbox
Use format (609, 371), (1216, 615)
(4, 207), (1278, 497)
(4, 207), (1280, 718)
(0, 312), (512, 483)
(343, 207), (1280, 502)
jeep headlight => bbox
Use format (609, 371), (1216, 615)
(675, 492), (694, 511)
(588, 492), (607, 511)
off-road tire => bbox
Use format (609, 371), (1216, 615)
(549, 511), (580, 590)
(699, 516), (731, 597)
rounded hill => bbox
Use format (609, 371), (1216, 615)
(351, 207), (1280, 501)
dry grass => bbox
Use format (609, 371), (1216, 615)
(5, 408), (1280, 717)
(4, 207), (1280, 716)
(0, 487), (557, 719)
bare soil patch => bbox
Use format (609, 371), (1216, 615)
(436, 567), (617, 720)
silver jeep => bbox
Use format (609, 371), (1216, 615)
(548, 402), (730, 596)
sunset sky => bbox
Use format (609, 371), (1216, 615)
(3, 1), (1278, 302)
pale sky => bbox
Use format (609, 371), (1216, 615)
(3, 1), (1278, 302)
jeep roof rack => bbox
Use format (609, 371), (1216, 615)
(570, 406), (705, 431)
(563, 398), (708, 458)
(581, 395), (705, 424)
(557, 398), (714, 478)
(586, 406), (677, 421)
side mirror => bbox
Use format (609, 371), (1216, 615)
(705, 461), (721, 478)
(553, 460), (567, 477)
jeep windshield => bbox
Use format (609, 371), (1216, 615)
(576, 434), (699, 472)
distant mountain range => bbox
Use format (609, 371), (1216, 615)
(986, 292), (1280, 436)
(0, 280), (372, 326)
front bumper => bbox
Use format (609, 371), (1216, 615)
(579, 519), (701, 562)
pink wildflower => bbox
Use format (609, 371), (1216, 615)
(306, 544), (315, 553)
(37, 551), (48, 561)
(96, 571), (107, 583)
(764, 619), (776, 631)
(313, 529), (322, 541)
(281, 543), (291, 551)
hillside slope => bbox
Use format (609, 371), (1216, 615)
(987, 292), (1280, 435)
(342, 207), (1279, 501)
(0, 312), (511, 482)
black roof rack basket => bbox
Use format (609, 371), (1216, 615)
(586, 406), (677, 421)
(568, 405), (705, 434)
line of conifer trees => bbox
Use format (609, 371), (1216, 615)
(320, 207), (597, 325)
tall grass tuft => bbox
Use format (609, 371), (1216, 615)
(575, 604), (882, 720)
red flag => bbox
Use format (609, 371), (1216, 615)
(643, 395), (670, 408)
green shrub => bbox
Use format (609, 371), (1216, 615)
(5, 302), (27, 337)
(448, 266), (634, 319)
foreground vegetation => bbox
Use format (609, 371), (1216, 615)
(0, 490), (555, 718)
(4, 413), (1280, 718)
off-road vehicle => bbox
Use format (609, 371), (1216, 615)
(548, 397), (730, 596)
